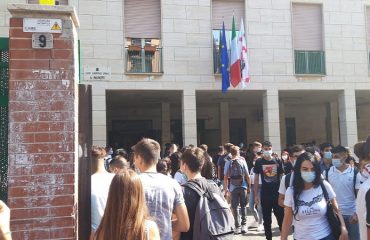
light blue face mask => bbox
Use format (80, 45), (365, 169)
(332, 158), (343, 168)
(263, 150), (272, 158)
(301, 171), (316, 183)
(324, 151), (332, 160)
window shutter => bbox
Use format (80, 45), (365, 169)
(27, 0), (68, 5)
(124, 0), (161, 39)
(292, 3), (323, 51)
(212, 0), (244, 30)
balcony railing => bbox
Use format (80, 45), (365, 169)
(294, 50), (325, 75)
(125, 45), (163, 74)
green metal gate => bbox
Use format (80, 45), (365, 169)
(0, 38), (9, 202)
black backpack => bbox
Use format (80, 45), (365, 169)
(325, 166), (358, 197)
(184, 181), (235, 240)
(284, 172), (292, 190)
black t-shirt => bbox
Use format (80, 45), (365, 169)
(283, 162), (293, 174)
(217, 154), (230, 179)
(181, 178), (221, 240)
(245, 151), (256, 172)
(212, 154), (222, 167)
(254, 157), (284, 197)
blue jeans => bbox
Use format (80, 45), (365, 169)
(249, 184), (263, 224)
(343, 215), (360, 240)
(231, 187), (247, 228)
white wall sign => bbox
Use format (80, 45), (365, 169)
(23, 18), (62, 33)
(83, 67), (111, 81)
(32, 33), (53, 49)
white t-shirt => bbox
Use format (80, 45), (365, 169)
(356, 172), (367, 190)
(91, 172), (115, 230)
(324, 166), (356, 215)
(279, 173), (294, 195)
(356, 177), (370, 240)
(139, 172), (185, 240)
(284, 180), (336, 240)
(250, 167), (262, 185)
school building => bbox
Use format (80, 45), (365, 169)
(2, 0), (370, 153)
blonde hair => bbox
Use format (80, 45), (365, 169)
(94, 170), (148, 240)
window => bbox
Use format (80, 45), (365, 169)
(124, 0), (162, 74)
(212, 0), (244, 74)
(212, 30), (238, 74)
(292, 3), (325, 75)
(126, 38), (162, 73)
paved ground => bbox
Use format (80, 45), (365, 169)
(235, 217), (293, 240)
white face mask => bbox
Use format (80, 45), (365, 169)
(282, 155), (288, 161)
(263, 150), (272, 158)
(361, 164), (370, 179)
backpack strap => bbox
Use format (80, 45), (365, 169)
(320, 182), (330, 202)
(184, 181), (213, 200)
(325, 167), (330, 182)
(354, 167), (358, 197)
(285, 173), (291, 190)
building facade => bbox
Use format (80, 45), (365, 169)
(1, 0), (370, 152)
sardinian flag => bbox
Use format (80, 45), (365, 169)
(238, 18), (250, 88)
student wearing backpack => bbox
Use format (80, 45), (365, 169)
(324, 145), (360, 240)
(224, 145), (251, 234)
(181, 147), (234, 240)
(254, 141), (284, 240)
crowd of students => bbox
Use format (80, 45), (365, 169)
(84, 135), (370, 240)
(0, 136), (369, 240)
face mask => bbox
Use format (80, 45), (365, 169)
(301, 171), (316, 183)
(263, 150), (272, 158)
(292, 160), (296, 167)
(361, 164), (370, 179)
(332, 158), (343, 168)
(324, 151), (332, 160)
(255, 147), (262, 153)
(282, 155), (288, 161)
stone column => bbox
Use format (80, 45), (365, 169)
(263, 89), (282, 152)
(329, 101), (340, 145)
(338, 89), (358, 148)
(182, 89), (197, 146)
(7, 4), (79, 239)
(279, 102), (286, 148)
(161, 102), (171, 146)
(92, 84), (107, 146)
(219, 102), (229, 144)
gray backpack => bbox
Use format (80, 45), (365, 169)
(184, 181), (235, 240)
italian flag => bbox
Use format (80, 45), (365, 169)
(230, 16), (241, 87)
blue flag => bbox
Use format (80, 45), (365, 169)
(221, 22), (230, 93)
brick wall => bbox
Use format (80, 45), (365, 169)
(7, 16), (78, 239)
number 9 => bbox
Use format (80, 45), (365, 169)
(39, 35), (46, 48)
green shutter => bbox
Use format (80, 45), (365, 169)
(295, 50), (325, 75)
(0, 37), (9, 202)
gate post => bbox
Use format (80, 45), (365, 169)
(7, 4), (80, 239)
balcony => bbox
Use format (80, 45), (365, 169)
(125, 39), (163, 74)
(294, 50), (326, 75)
